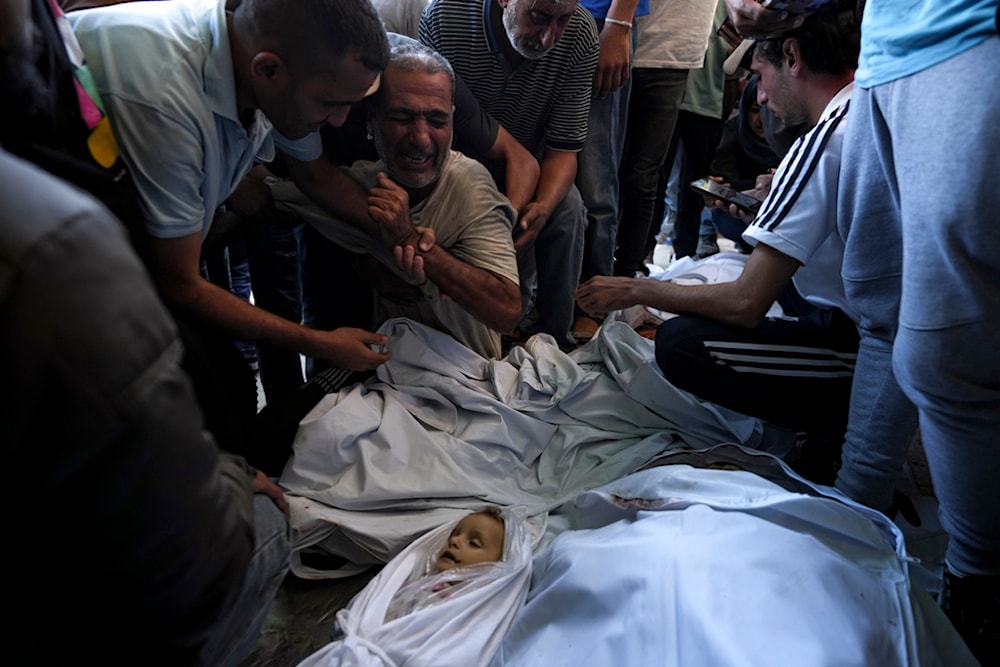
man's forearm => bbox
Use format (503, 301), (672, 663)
(421, 245), (521, 333)
(165, 274), (327, 357)
(533, 149), (578, 214)
(486, 126), (540, 214)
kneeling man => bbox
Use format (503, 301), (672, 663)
(273, 40), (521, 359)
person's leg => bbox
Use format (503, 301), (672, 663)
(654, 310), (858, 438)
(175, 316), (259, 458)
(709, 206), (752, 253)
(670, 112), (724, 259)
(887, 37), (1000, 580)
(841, 40), (1000, 661)
(578, 29), (634, 282)
(245, 219), (306, 404)
(201, 496), (291, 667)
(532, 185), (586, 349)
(889, 40), (1000, 659)
(695, 210), (720, 258)
(615, 67), (688, 277)
(835, 84), (919, 515)
(299, 224), (374, 378)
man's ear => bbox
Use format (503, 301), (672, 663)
(497, 0), (511, 9)
(782, 38), (802, 76)
(250, 52), (288, 88)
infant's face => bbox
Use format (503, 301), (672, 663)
(435, 512), (504, 572)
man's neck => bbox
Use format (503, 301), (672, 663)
(406, 182), (436, 208)
(806, 72), (854, 125)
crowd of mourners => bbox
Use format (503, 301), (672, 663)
(1, 0), (996, 664)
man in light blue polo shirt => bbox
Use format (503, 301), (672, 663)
(69, 0), (403, 455)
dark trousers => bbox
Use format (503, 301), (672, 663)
(658, 110), (725, 260)
(655, 306), (860, 439)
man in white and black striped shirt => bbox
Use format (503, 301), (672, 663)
(420, 0), (599, 350)
(576, 6), (860, 477)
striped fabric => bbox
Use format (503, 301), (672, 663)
(752, 98), (850, 233)
(419, 0), (599, 155)
(702, 339), (857, 379)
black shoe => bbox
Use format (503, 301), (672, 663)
(940, 568), (1000, 665)
(696, 235), (720, 258)
(788, 431), (843, 486)
(886, 488), (922, 527)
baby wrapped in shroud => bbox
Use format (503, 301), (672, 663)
(298, 507), (533, 667)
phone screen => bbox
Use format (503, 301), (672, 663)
(690, 178), (762, 214)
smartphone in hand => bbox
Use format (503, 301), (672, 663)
(691, 178), (763, 214)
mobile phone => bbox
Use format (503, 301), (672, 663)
(690, 178), (763, 214)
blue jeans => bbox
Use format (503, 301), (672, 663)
(201, 495), (291, 667)
(707, 207), (753, 253)
(245, 220), (306, 402)
(615, 67), (689, 276)
(518, 185), (587, 348)
(838, 36), (1000, 577)
(577, 26), (635, 281)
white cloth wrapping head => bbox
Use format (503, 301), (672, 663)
(298, 507), (533, 667)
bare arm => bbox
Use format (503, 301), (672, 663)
(575, 242), (800, 328)
(369, 175), (522, 333)
(485, 124), (540, 215)
(593, 0), (640, 96)
(515, 148), (578, 253)
(395, 242), (521, 333)
(146, 233), (390, 371)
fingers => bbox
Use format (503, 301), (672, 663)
(271, 488), (290, 517)
(350, 348), (392, 371)
(358, 331), (390, 346)
(415, 226), (436, 252)
(252, 471), (290, 517)
(393, 244), (427, 283)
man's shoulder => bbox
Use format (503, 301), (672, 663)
(429, 152), (515, 223)
(422, 0), (482, 25)
(423, 0), (481, 17)
(567, 4), (601, 46)
(70, 0), (216, 100)
(437, 152), (505, 199)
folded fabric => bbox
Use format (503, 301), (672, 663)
(493, 445), (976, 667)
(280, 319), (793, 577)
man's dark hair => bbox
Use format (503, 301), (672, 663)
(234, 0), (389, 74)
(754, 3), (860, 76)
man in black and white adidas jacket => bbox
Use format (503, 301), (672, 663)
(576, 5), (859, 464)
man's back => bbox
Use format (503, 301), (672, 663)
(0, 148), (255, 663)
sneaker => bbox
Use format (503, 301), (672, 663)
(940, 568), (1000, 665)
(696, 235), (720, 258)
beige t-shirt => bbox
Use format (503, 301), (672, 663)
(633, 0), (718, 69)
(271, 151), (519, 359)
